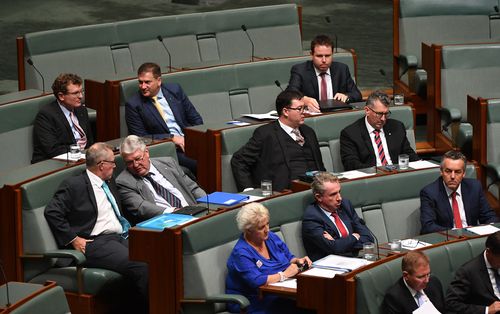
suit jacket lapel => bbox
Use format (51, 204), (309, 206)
(306, 62), (320, 98)
(152, 159), (193, 203)
(438, 179), (454, 227)
(162, 86), (183, 129)
(460, 180), (472, 225)
(53, 102), (75, 141)
(359, 119), (376, 158)
(383, 122), (397, 162)
(83, 172), (99, 215)
(273, 122), (292, 169)
(143, 96), (170, 133)
(315, 204), (340, 237)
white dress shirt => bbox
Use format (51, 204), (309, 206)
(155, 88), (183, 136)
(365, 117), (393, 166)
(314, 67), (333, 99)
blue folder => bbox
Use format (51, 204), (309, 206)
(136, 213), (195, 231)
(196, 192), (249, 206)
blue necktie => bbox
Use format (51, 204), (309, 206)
(102, 181), (130, 238)
(144, 173), (182, 208)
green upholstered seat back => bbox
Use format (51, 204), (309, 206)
(0, 94), (54, 175)
(355, 236), (487, 314)
(10, 284), (70, 314)
(487, 99), (500, 164)
(441, 44), (500, 122)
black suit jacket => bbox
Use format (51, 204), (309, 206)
(301, 201), (373, 261)
(340, 117), (419, 171)
(44, 171), (124, 248)
(420, 177), (498, 234)
(383, 276), (445, 314)
(230, 121), (325, 192)
(125, 83), (203, 139)
(446, 253), (499, 314)
(287, 60), (362, 102)
(32, 100), (94, 163)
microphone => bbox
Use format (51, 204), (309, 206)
(156, 35), (172, 73)
(324, 17), (338, 53)
(359, 218), (380, 260)
(274, 80), (284, 91)
(241, 25), (255, 62)
(0, 259), (11, 307)
(26, 58), (45, 93)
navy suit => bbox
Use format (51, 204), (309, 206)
(383, 276), (445, 314)
(446, 253), (500, 314)
(125, 83), (203, 174)
(125, 83), (203, 139)
(286, 60), (362, 102)
(32, 100), (94, 163)
(420, 177), (498, 234)
(340, 117), (419, 171)
(301, 201), (373, 261)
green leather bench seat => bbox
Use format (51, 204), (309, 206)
(118, 52), (357, 136)
(9, 284), (70, 314)
(219, 105), (415, 193)
(20, 164), (125, 295)
(355, 236), (487, 314)
(22, 4), (303, 91)
(180, 165), (476, 313)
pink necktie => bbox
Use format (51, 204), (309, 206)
(373, 129), (387, 166)
(70, 111), (87, 150)
(320, 72), (328, 101)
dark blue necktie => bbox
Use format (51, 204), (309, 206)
(144, 173), (182, 208)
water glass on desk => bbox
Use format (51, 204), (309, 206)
(363, 242), (376, 261)
(393, 94), (404, 106)
(69, 144), (81, 160)
(389, 239), (402, 253)
(398, 154), (409, 170)
(261, 180), (272, 197)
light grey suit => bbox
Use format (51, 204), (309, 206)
(116, 157), (206, 222)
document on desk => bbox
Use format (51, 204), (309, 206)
(401, 239), (431, 250)
(52, 152), (85, 161)
(269, 278), (297, 289)
(466, 224), (500, 235)
(242, 110), (279, 120)
(301, 267), (342, 278)
(408, 160), (439, 169)
(313, 254), (370, 272)
(340, 170), (377, 180)
(413, 300), (441, 313)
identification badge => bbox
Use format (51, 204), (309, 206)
(256, 260), (263, 268)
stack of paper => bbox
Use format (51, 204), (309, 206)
(312, 254), (371, 273)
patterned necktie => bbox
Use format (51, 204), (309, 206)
(144, 174), (182, 208)
(451, 191), (463, 228)
(373, 129), (388, 166)
(331, 212), (348, 238)
(291, 128), (305, 146)
(320, 72), (328, 101)
(152, 96), (166, 121)
(69, 111), (87, 150)
(415, 291), (425, 307)
(101, 181), (130, 238)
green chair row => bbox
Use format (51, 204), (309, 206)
(180, 165), (476, 313)
(19, 4), (303, 91)
(219, 105), (415, 192)
(395, 0), (500, 96)
(117, 52), (357, 136)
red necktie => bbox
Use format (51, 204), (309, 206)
(320, 72), (328, 101)
(331, 212), (348, 238)
(451, 192), (463, 228)
(374, 129), (387, 166)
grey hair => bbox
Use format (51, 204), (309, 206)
(86, 143), (113, 167)
(236, 203), (270, 232)
(440, 150), (467, 170)
(311, 172), (339, 196)
(366, 90), (391, 108)
(120, 135), (146, 155)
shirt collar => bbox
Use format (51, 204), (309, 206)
(365, 116), (382, 134)
(278, 119), (295, 135)
(403, 277), (420, 298)
(156, 86), (165, 100)
(57, 100), (72, 117)
(314, 67), (331, 77)
(443, 181), (462, 198)
(86, 169), (104, 187)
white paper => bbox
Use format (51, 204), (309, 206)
(340, 170), (377, 180)
(466, 224), (500, 235)
(242, 110), (279, 120)
(269, 278), (297, 289)
(301, 267), (341, 278)
(226, 121), (251, 126)
(413, 300), (441, 314)
(401, 239), (431, 250)
(52, 152), (85, 161)
(313, 254), (370, 272)
(408, 160), (440, 170)
(240, 195), (264, 203)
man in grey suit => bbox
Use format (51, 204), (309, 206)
(116, 135), (206, 223)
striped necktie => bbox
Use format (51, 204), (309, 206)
(144, 173), (182, 208)
(291, 128), (305, 146)
(373, 129), (387, 166)
(70, 111), (87, 150)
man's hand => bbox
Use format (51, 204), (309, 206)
(488, 301), (500, 314)
(352, 232), (360, 240)
(172, 135), (185, 152)
(323, 230), (334, 241)
(333, 92), (349, 103)
(303, 96), (321, 113)
(71, 236), (93, 254)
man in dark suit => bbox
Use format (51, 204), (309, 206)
(340, 90), (419, 171)
(286, 34), (362, 112)
(32, 73), (94, 163)
(116, 135), (206, 223)
(420, 150), (497, 234)
(302, 172), (373, 261)
(44, 143), (148, 313)
(231, 90), (325, 192)
(383, 251), (445, 313)
(125, 62), (203, 175)
(446, 231), (500, 314)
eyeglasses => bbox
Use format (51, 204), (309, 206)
(99, 160), (116, 165)
(367, 106), (391, 118)
(287, 105), (308, 113)
(65, 90), (84, 97)
(125, 152), (146, 166)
